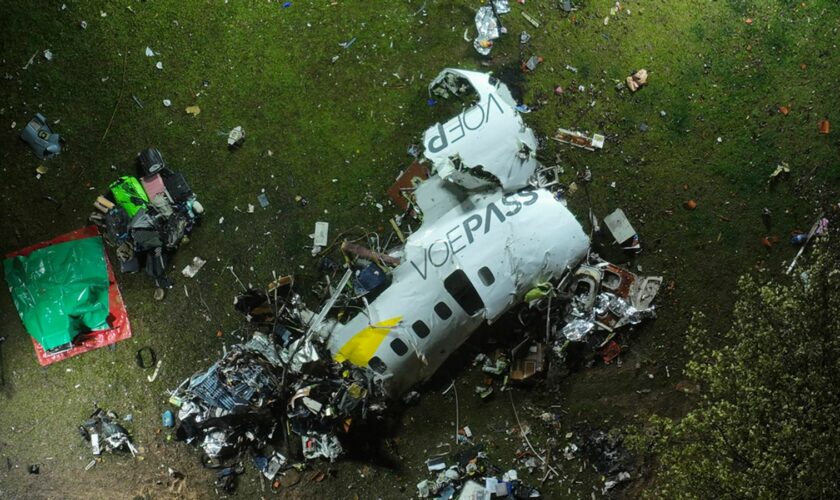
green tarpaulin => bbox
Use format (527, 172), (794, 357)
(3, 237), (110, 351)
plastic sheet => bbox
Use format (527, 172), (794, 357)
(4, 232), (110, 350)
(3, 226), (132, 365)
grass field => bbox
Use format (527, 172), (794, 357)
(1, 1), (838, 498)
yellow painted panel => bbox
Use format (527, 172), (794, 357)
(334, 316), (402, 366)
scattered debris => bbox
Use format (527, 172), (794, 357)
(181, 256), (207, 278)
(313, 222), (329, 247)
(136, 347), (157, 369)
(522, 55), (543, 72)
(786, 215), (829, 274)
(185, 105), (200, 116)
(768, 162), (790, 187)
(227, 126), (245, 148)
(79, 408), (138, 456)
(147, 359), (163, 382)
(819, 119), (831, 134)
(90, 148), (204, 290)
(20, 113), (62, 159)
(257, 193), (270, 208)
(521, 11), (540, 28)
(553, 128), (605, 151)
(625, 69), (648, 92)
(473, 1), (510, 56)
(157, 69), (662, 490)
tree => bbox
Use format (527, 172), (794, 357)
(636, 232), (840, 498)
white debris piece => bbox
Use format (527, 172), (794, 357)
(313, 222), (329, 247)
(603, 209), (637, 245)
(181, 257), (207, 278)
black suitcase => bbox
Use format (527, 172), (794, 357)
(138, 148), (166, 177)
(162, 171), (193, 202)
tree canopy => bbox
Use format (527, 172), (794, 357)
(639, 231), (840, 499)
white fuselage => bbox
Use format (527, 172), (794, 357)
(324, 186), (589, 397)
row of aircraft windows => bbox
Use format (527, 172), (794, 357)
(368, 267), (495, 374)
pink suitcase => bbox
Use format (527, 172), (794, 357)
(141, 173), (166, 200)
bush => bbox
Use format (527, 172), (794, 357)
(642, 233), (840, 499)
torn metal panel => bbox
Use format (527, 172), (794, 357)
(603, 209), (637, 245)
(386, 161), (429, 211)
(423, 69), (537, 193)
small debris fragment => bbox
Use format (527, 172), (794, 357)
(185, 106), (201, 116)
(257, 193), (269, 208)
(313, 222), (329, 247)
(522, 11), (540, 28)
(181, 256), (207, 278)
(625, 69), (648, 92)
(227, 126), (245, 148)
(819, 119), (830, 134)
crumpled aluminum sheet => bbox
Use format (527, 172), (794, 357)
(473, 6), (500, 55)
(280, 336), (321, 372)
(473, 0), (510, 56)
(493, 0), (511, 14)
(602, 292), (656, 325)
(177, 401), (202, 422)
(302, 433), (343, 462)
(472, 2), (510, 55)
(202, 430), (229, 458)
(561, 318), (594, 341)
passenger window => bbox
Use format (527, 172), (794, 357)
(412, 320), (430, 338)
(434, 302), (452, 320)
(478, 266), (495, 286)
(368, 356), (387, 374)
(443, 269), (485, 315)
(391, 338), (408, 356)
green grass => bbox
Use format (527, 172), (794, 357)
(1, 0), (839, 498)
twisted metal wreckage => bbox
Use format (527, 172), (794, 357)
(167, 69), (662, 489)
